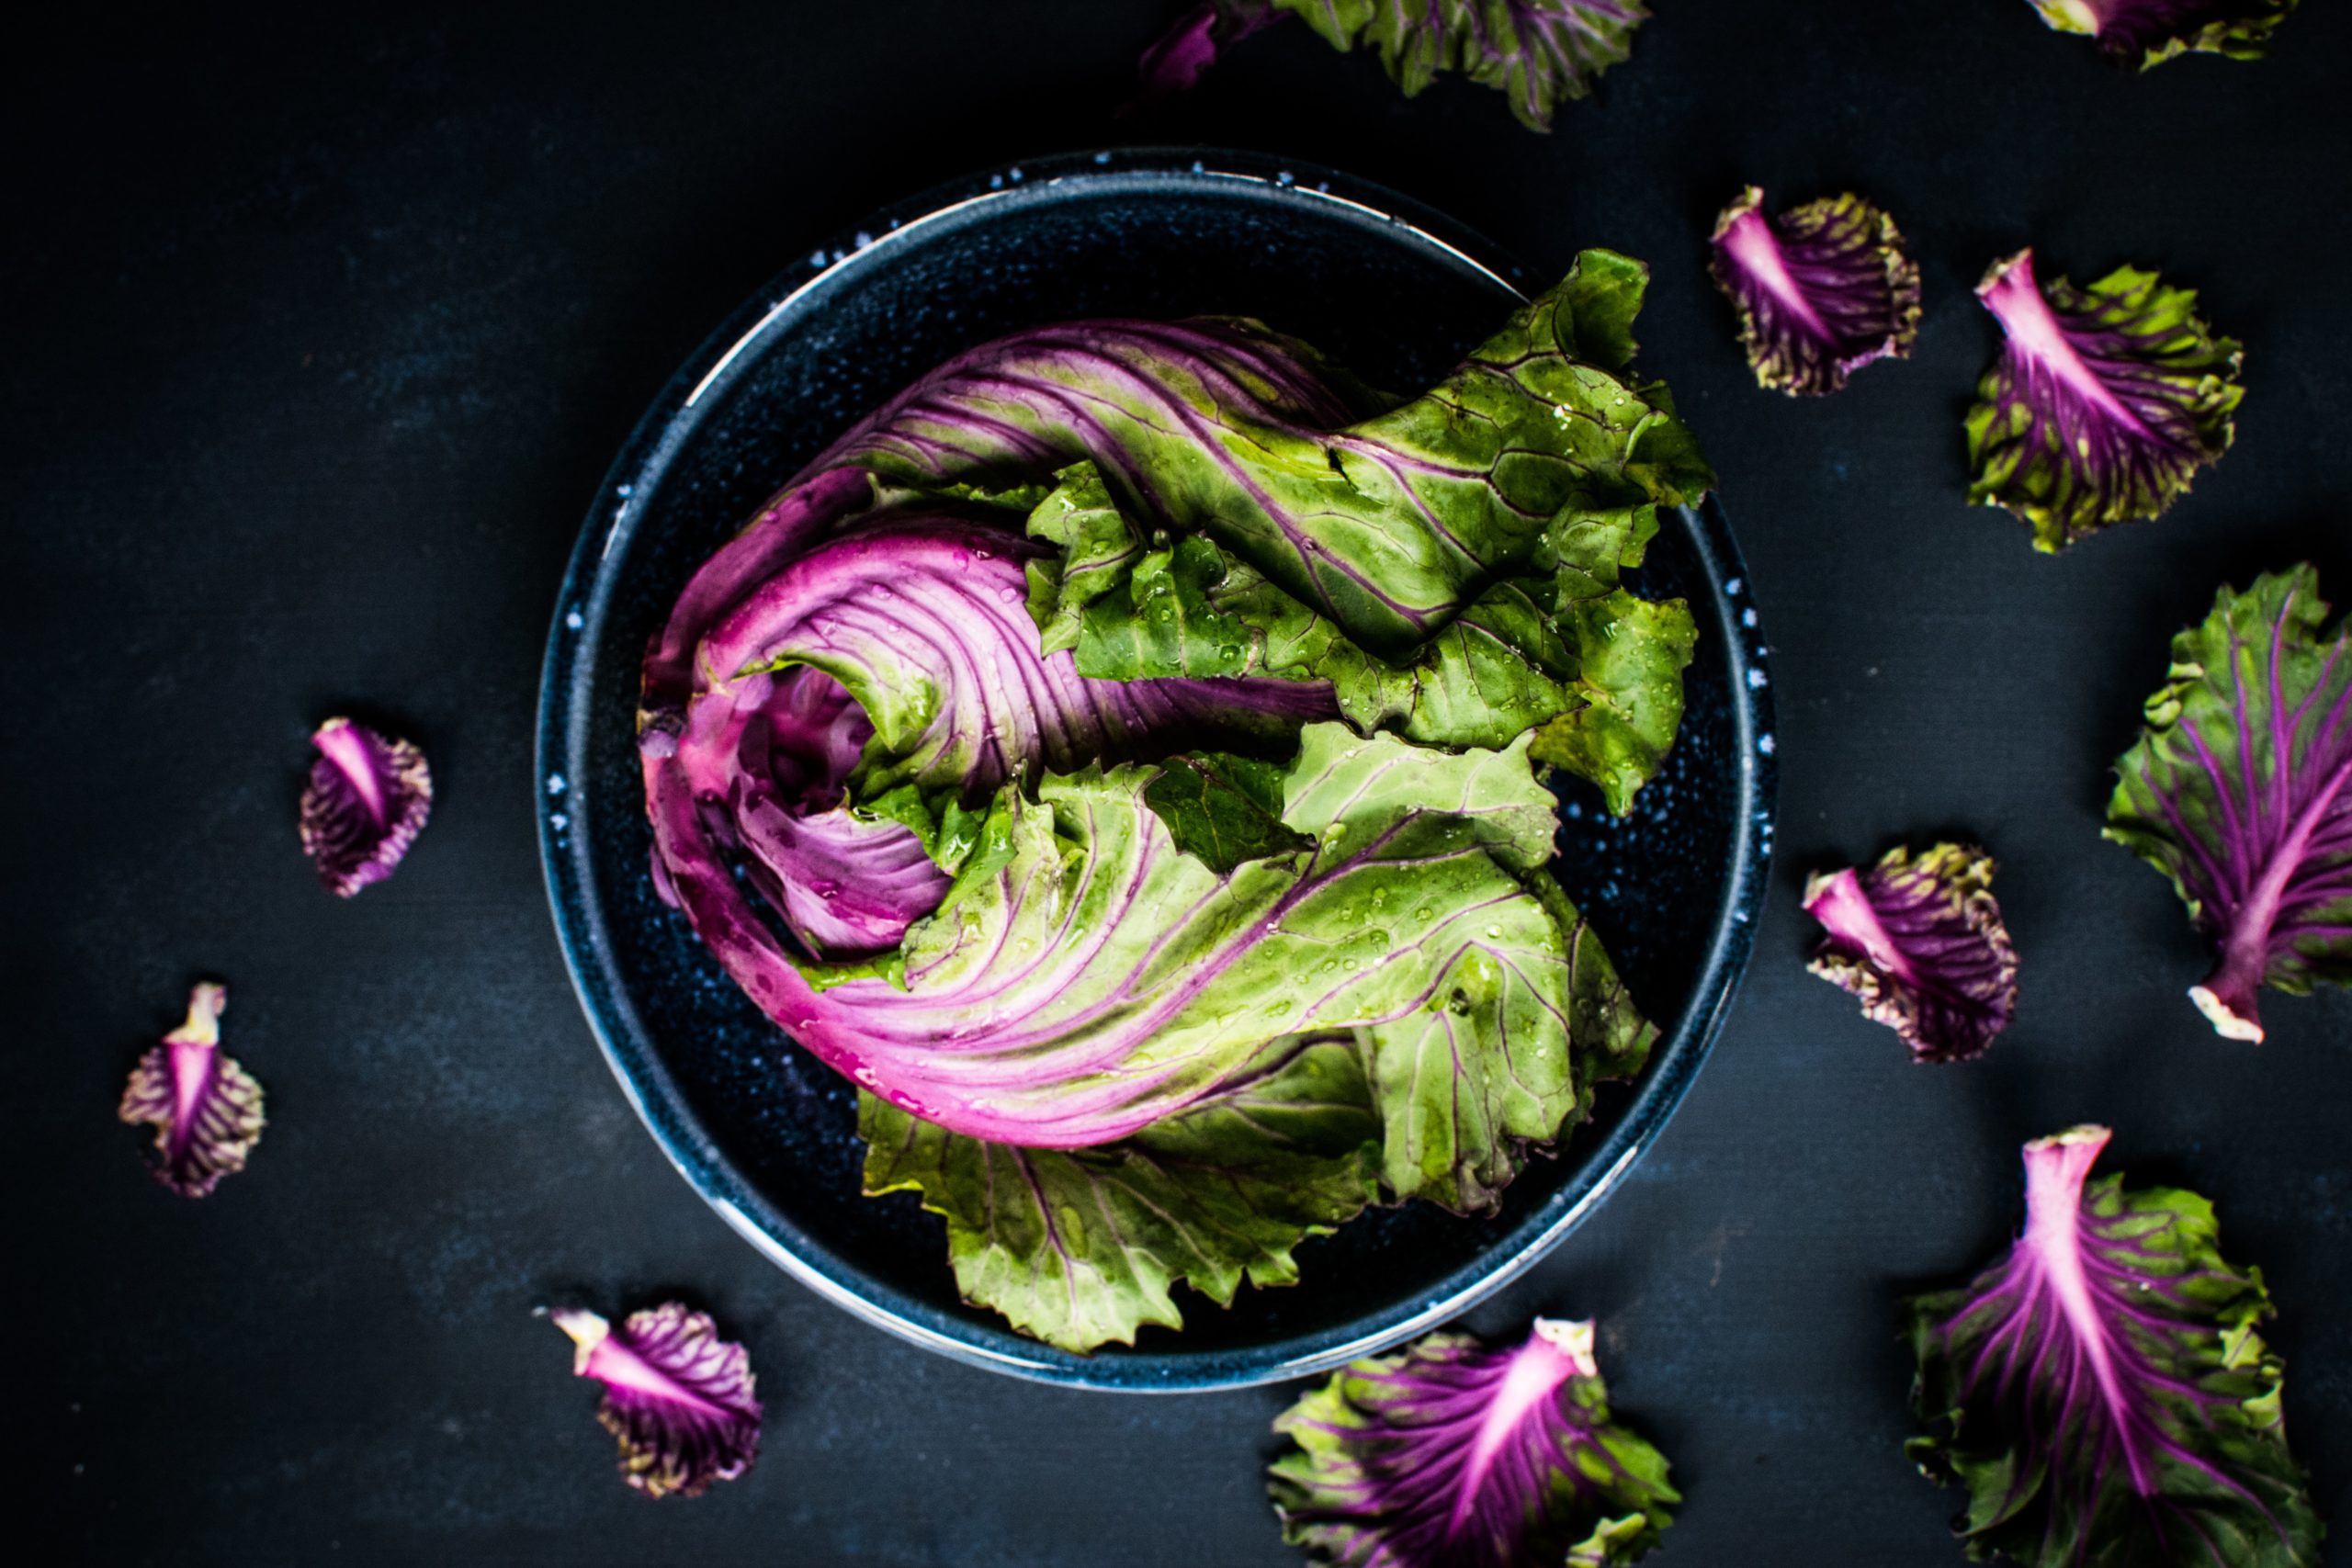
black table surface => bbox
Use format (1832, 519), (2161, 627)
(12, 4), (2352, 1563)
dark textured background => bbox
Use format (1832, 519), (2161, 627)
(10, 3), (2352, 1563)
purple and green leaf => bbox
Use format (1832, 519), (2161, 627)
(118, 983), (265, 1198)
(2024, 0), (2300, 70)
(1269, 1316), (1678, 1566)
(797, 251), (1707, 665)
(677, 724), (1643, 1161)
(300, 716), (433, 897)
(1905, 1126), (2322, 1567)
(661, 513), (1334, 964)
(1290, 1), (1650, 131)
(1707, 186), (1921, 397)
(550, 1303), (761, 1499)
(860, 1033), (1380, 1352)
(646, 258), (1704, 820)
(2105, 566), (2352, 1043)
(1131, 2), (1647, 130)
(1802, 842), (2020, 1063)
(991, 255), (1705, 812)
(1965, 249), (2243, 553)
(1035, 466), (1692, 818)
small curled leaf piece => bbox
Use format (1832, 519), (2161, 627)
(2105, 565), (2352, 1043)
(1802, 842), (2019, 1063)
(300, 717), (433, 896)
(118, 983), (265, 1198)
(1707, 186), (1921, 397)
(1127, 1), (1280, 110)
(1905, 1126), (2324, 1567)
(1965, 249), (2243, 553)
(1269, 1317), (1678, 1566)
(550, 1303), (762, 1499)
(2025, 0), (2300, 70)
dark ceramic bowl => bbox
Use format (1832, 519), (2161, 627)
(537, 148), (1775, 1391)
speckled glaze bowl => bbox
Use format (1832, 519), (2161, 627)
(537, 148), (1776, 1391)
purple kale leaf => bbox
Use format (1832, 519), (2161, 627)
(1270, 1317), (1677, 1566)
(2106, 565), (2352, 1043)
(1803, 842), (2019, 1063)
(300, 716), (433, 897)
(1965, 249), (2243, 552)
(2024, 0), (2301, 70)
(1905, 1126), (2323, 1567)
(551, 1303), (762, 1499)
(1707, 186), (1921, 397)
(118, 983), (265, 1198)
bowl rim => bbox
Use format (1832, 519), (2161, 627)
(536, 146), (1778, 1392)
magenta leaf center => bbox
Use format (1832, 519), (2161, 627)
(1717, 207), (1832, 339)
(1982, 254), (2153, 439)
(315, 722), (390, 828)
(581, 1336), (741, 1424)
(1806, 866), (1919, 985)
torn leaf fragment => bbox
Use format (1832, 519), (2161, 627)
(1803, 842), (2019, 1063)
(300, 716), (433, 897)
(118, 983), (265, 1197)
(1707, 186), (1920, 396)
(551, 1303), (762, 1499)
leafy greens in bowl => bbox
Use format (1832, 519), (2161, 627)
(538, 151), (1774, 1389)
